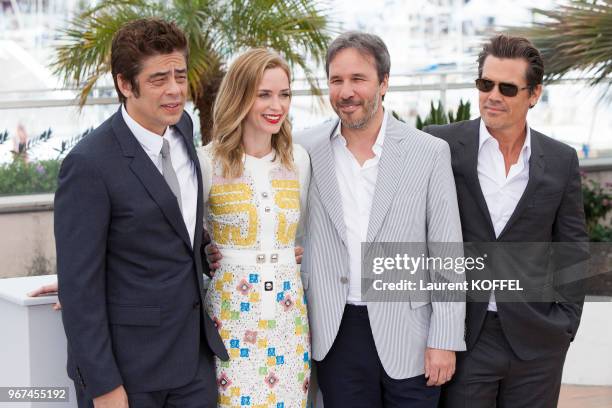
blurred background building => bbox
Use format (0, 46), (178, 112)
(0, 0), (610, 166)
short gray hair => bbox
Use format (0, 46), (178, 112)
(325, 31), (390, 83)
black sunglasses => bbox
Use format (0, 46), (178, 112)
(475, 78), (529, 97)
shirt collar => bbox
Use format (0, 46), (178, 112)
(331, 108), (388, 156)
(121, 104), (170, 156)
(478, 119), (531, 159)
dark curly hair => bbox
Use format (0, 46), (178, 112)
(111, 18), (189, 104)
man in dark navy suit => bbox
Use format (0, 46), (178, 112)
(55, 18), (227, 408)
(426, 35), (588, 408)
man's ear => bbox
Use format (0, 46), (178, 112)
(380, 74), (389, 98)
(117, 74), (134, 99)
(529, 84), (543, 109)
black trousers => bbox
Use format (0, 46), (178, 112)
(440, 311), (569, 408)
(76, 347), (217, 408)
(317, 304), (440, 408)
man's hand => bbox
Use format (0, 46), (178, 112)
(424, 348), (455, 386)
(295, 246), (304, 265)
(205, 244), (222, 275)
(27, 282), (61, 310)
(93, 385), (128, 408)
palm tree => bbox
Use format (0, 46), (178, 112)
(511, 0), (612, 88)
(52, 0), (333, 143)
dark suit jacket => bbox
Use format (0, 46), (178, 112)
(55, 109), (228, 400)
(425, 118), (588, 360)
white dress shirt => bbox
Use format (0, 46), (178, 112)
(478, 119), (531, 311)
(332, 111), (388, 305)
(121, 105), (198, 246)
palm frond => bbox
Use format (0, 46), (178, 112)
(51, 0), (163, 105)
(510, 0), (612, 86)
(215, 0), (334, 96)
(50, 0), (334, 120)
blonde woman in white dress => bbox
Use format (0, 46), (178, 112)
(197, 48), (311, 408)
(29, 48), (312, 408)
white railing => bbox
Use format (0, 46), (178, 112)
(0, 73), (609, 110)
(0, 73), (610, 164)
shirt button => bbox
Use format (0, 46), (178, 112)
(265, 207), (271, 213)
(262, 192), (269, 198)
(340, 277), (349, 284)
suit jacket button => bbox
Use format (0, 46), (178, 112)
(193, 301), (200, 310)
(340, 277), (349, 284)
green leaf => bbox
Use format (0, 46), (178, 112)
(509, 0), (612, 90)
(50, 0), (334, 142)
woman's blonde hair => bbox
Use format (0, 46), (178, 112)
(212, 48), (293, 179)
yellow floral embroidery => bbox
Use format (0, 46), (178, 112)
(271, 180), (299, 190)
(272, 179), (300, 245)
(210, 183), (257, 246)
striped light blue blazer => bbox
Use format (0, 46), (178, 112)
(295, 114), (466, 379)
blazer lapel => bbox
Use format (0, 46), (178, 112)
(458, 119), (496, 240)
(173, 116), (205, 291)
(173, 115), (202, 252)
(309, 120), (348, 246)
(366, 116), (404, 242)
(111, 110), (192, 250)
(498, 130), (545, 239)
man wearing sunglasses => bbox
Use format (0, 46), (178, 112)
(425, 34), (587, 408)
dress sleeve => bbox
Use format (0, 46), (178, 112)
(294, 144), (311, 247)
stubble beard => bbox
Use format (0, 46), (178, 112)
(337, 88), (381, 130)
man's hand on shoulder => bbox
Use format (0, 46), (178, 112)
(424, 347), (456, 386)
(93, 385), (128, 408)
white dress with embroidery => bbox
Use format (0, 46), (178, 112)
(198, 144), (311, 408)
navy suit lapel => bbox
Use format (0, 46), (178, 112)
(172, 116), (203, 250)
(173, 117), (206, 291)
(173, 116), (198, 166)
(498, 130), (545, 239)
(458, 119), (496, 240)
(111, 110), (192, 250)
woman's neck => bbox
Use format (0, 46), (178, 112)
(242, 131), (273, 158)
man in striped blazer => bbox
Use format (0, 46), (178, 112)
(295, 32), (466, 408)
